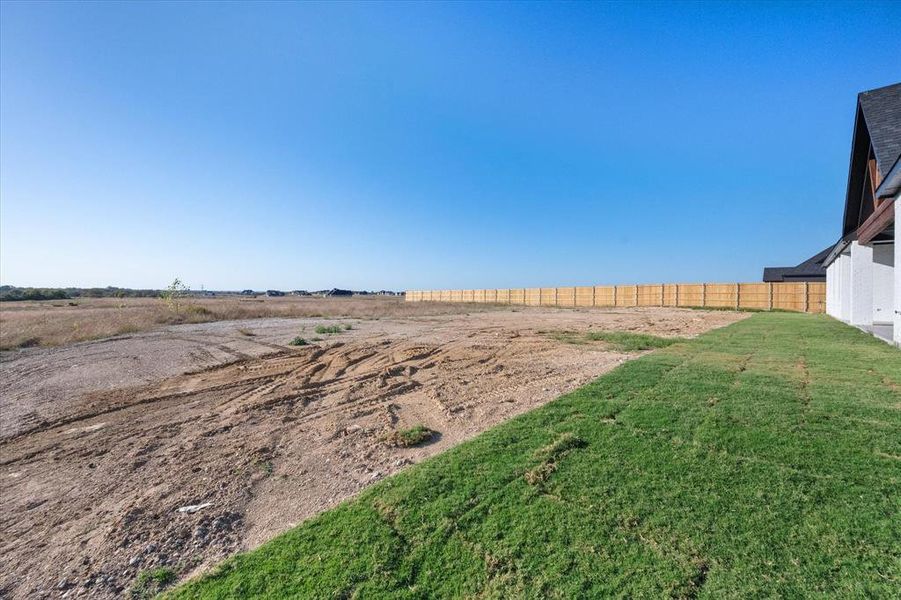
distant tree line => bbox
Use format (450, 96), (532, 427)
(0, 285), (162, 302)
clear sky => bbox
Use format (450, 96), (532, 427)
(1, 1), (899, 291)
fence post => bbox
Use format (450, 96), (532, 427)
(701, 283), (707, 307)
(768, 283), (773, 311)
(675, 284), (680, 307)
(554, 287), (559, 307)
(804, 282), (809, 313)
(613, 286), (618, 306)
(660, 284), (665, 307)
(735, 283), (740, 310)
(592, 286), (596, 307)
(634, 286), (639, 306)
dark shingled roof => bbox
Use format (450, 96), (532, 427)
(762, 246), (831, 283)
(858, 82), (901, 178)
(841, 82), (901, 237)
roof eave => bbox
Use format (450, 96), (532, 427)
(822, 234), (856, 268)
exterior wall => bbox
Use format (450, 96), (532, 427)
(895, 205), (901, 345)
(826, 261), (840, 318)
(872, 242), (894, 324)
(849, 242), (874, 325)
(839, 251), (852, 322)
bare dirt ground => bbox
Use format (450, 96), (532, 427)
(0, 301), (746, 598)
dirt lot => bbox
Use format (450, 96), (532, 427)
(0, 301), (746, 598)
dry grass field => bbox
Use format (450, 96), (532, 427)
(0, 295), (507, 351)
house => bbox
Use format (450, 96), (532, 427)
(824, 83), (900, 346)
(265, 290), (285, 297)
(762, 247), (830, 282)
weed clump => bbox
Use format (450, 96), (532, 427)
(186, 305), (212, 317)
(130, 567), (176, 598)
(11, 337), (41, 350)
(383, 425), (435, 447)
(525, 432), (587, 487)
(315, 324), (344, 335)
(289, 337), (309, 346)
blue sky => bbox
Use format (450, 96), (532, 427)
(1, 1), (899, 291)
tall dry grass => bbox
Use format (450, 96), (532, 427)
(0, 296), (500, 351)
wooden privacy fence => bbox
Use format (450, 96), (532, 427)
(407, 282), (826, 313)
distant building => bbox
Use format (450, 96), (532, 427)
(291, 290), (311, 296)
(265, 290), (285, 297)
(324, 288), (353, 297)
(762, 248), (830, 283)
(240, 289), (255, 296)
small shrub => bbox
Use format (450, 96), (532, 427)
(289, 337), (309, 346)
(160, 278), (189, 314)
(130, 567), (177, 598)
(383, 425), (435, 447)
(342, 322), (353, 330)
(315, 324), (343, 335)
(17, 337), (41, 349)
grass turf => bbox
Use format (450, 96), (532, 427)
(548, 329), (687, 351)
(169, 313), (900, 598)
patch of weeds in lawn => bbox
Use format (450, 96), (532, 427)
(548, 330), (686, 352)
(383, 425), (435, 447)
(524, 432), (587, 487)
(130, 567), (177, 598)
(289, 337), (309, 346)
(315, 324), (344, 335)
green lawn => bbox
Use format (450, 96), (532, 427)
(169, 313), (900, 598)
(547, 329), (687, 351)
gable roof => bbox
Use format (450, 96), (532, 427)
(858, 83), (901, 178)
(841, 82), (901, 237)
(762, 246), (831, 282)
